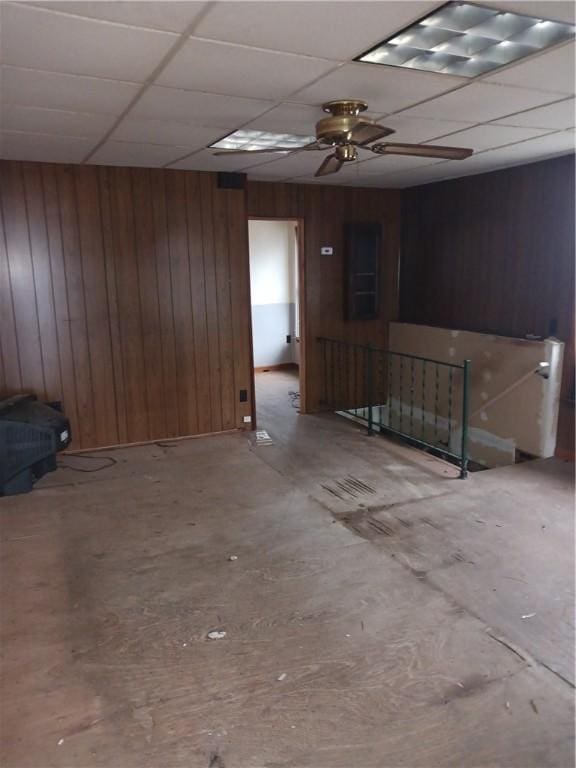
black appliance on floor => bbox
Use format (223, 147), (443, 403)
(0, 395), (71, 496)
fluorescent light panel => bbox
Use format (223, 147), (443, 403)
(357, 1), (575, 77)
(211, 129), (315, 151)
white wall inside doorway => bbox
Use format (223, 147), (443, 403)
(249, 219), (299, 367)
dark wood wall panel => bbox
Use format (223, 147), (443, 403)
(0, 161), (253, 450)
(247, 181), (402, 410)
(401, 154), (575, 456)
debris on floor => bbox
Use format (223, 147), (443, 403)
(530, 699), (539, 714)
(288, 390), (300, 410)
(522, 613), (536, 619)
(277, 673), (287, 682)
(207, 630), (227, 640)
(228, 555), (238, 561)
(254, 430), (274, 447)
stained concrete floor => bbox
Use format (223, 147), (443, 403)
(0, 369), (574, 768)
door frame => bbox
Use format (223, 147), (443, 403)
(247, 217), (307, 427)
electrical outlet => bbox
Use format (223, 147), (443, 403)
(286, 334), (291, 344)
(239, 389), (247, 402)
(243, 415), (252, 423)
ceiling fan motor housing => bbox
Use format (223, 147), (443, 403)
(316, 115), (370, 145)
(317, 99), (371, 146)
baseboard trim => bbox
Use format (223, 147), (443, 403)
(64, 429), (240, 454)
(254, 363), (299, 373)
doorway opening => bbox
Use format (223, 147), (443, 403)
(248, 218), (304, 433)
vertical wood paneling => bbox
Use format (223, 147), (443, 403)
(132, 168), (166, 440)
(0, 161), (253, 449)
(0, 161), (402, 448)
(212, 185), (236, 430)
(199, 172), (223, 433)
(97, 165), (128, 445)
(149, 169), (179, 439)
(21, 163), (62, 401)
(184, 171), (211, 435)
(40, 164), (80, 433)
(74, 166), (118, 446)
(1, 162), (45, 395)
(0, 185), (22, 394)
(56, 165), (97, 447)
(109, 166), (150, 443)
(165, 169), (198, 438)
(227, 187), (254, 426)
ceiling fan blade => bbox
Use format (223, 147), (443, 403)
(370, 142), (473, 160)
(350, 121), (395, 146)
(315, 153), (343, 177)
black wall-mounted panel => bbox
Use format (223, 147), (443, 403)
(217, 172), (247, 190)
(344, 221), (382, 321)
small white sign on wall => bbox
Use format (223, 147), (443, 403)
(321, 246), (333, 255)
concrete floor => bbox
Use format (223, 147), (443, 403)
(0, 369), (574, 768)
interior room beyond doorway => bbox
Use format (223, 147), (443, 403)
(248, 218), (301, 425)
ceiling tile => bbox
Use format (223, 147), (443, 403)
(111, 118), (224, 148)
(0, 65), (141, 115)
(352, 153), (446, 174)
(495, 96), (575, 128)
(0, 3), (177, 82)
(193, 1), (439, 60)
(27, 1), (209, 33)
(473, 129), (576, 163)
(291, 62), (465, 113)
(156, 38), (338, 101)
(88, 140), (190, 167)
(0, 129), (94, 162)
(243, 149), (336, 179)
(483, 1), (575, 24)
(378, 114), (476, 143)
(0, 104), (115, 138)
(385, 130), (576, 187)
(168, 148), (271, 172)
(243, 103), (330, 135)
(400, 82), (562, 122)
(426, 123), (554, 151)
(484, 42), (575, 95)
(130, 86), (274, 128)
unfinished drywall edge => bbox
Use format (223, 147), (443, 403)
(540, 339), (564, 457)
(388, 322), (564, 467)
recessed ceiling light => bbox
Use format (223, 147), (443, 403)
(210, 129), (316, 151)
(356, 1), (575, 77)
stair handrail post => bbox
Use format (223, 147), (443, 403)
(367, 342), (374, 436)
(460, 358), (471, 479)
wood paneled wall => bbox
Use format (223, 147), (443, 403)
(401, 154), (575, 456)
(0, 161), (253, 450)
(247, 181), (402, 410)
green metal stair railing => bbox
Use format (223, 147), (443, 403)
(317, 337), (471, 478)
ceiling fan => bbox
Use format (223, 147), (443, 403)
(212, 99), (473, 177)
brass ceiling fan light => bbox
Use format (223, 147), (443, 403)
(212, 98), (474, 178)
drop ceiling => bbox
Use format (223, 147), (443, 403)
(0, 0), (574, 188)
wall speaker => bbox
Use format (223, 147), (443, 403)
(217, 172), (247, 190)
